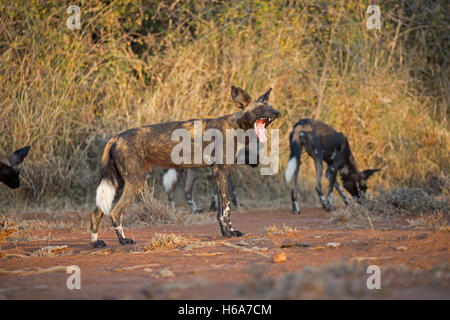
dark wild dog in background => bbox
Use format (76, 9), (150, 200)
(90, 85), (279, 247)
(0, 146), (31, 189)
(162, 168), (238, 213)
(285, 119), (379, 213)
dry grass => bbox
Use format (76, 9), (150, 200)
(331, 187), (449, 227)
(407, 211), (449, 232)
(0, 1), (448, 210)
(263, 224), (297, 235)
(382, 188), (450, 215)
(30, 245), (72, 257)
(0, 217), (17, 245)
(329, 201), (380, 228)
(145, 233), (188, 250)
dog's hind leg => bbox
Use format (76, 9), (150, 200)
(90, 208), (105, 247)
(290, 162), (301, 214)
(185, 168), (203, 213)
(212, 164), (242, 237)
(109, 176), (145, 245)
(285, 132), (303, 214)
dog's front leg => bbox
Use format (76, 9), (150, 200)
(212, 165), (243, 237)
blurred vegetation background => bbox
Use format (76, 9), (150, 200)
(0, 0), (448, 211)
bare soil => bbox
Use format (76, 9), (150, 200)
(0, 208), (449, 299)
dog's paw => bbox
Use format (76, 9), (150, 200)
(92, 240), (107, 248)
(119, 238), (136, 245)
(320, 200), (333, 212)
(226, 230), (243, 237)
(292, 204), (301, 214)
(232, 230), (244, 237)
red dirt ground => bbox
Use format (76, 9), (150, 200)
(0, 208), (449, 299)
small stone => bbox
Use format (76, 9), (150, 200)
(273, 252), (287, 263)
(396, 246), (408, 251)
(326, 242), (341, 248)
(158, 268), (174, 278)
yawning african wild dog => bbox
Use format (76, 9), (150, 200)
(285, 119), (379, 213)
(90, 85), (279, 247)
(0, 146), (31, 189)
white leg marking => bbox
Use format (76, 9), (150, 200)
(327, 194), (333, 206)
(320, 195), (327, 206)
(188, 200), (198, 212)
(293, 201), (300, 212)
(115, 225), (125, 238)
(91, 232), (98, 243)
(96, 179), (116, 216)
(285, 157), (297, 183)
(163, 169), (178, 192)
(340, 165), (349, 175)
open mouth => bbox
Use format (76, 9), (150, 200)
(254, 118), (275, 143)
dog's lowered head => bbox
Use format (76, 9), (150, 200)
(340, 166), (380, 199)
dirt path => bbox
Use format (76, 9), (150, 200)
(0, 208), (449, 299)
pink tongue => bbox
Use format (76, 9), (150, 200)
(254, 120), (267, 143)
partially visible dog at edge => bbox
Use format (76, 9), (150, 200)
(90, 86), (280, 247)
(285, 119), (379, 213)
(0, 146), (31, 189)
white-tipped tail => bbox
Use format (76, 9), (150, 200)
(285, 157), (298, 183)
(96, 179), (116, 216)
(163, 169), (178, 192)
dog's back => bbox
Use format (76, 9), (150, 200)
(290, 118), (349, 164)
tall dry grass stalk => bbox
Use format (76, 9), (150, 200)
(0, 0), (448, 210)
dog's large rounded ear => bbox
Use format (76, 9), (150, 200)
(231, 85), (252, 109)
(257, 88), (272, 102)
(9, 146), (30, 168)
(361, 168), (380, 180)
